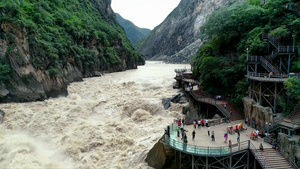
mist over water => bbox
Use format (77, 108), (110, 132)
(0, 61), (189, 169)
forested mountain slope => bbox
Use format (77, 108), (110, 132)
(192, 0), (300, 112)
(0, 0), (144, 102)
(116, 13), (151, 45)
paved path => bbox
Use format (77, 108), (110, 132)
(176, 120), (272, 149)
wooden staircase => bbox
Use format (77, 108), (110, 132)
(256, 148), (293, 169)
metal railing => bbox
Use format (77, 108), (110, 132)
(262, 34), (281, 49)
(189, 90), (230, 118)
(264, 135), (299, 169)
(260, 56), (280, 74)
(287, 3), (300, 17)
(165, 123), (248, 156)
(247, 72), (300, 81)
(249, 141), (270, 168)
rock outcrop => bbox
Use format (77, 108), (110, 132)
(243, 97), (273, 128)
(136, 0), (243, 63)
(146, 136), (175, 169)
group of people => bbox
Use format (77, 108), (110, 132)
(192, 119), (209, 129)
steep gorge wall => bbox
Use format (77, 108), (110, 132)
(137, 0), (244, 63)
(0, 0), (144, 102)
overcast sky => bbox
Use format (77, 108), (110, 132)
(111, 0), (181, 30)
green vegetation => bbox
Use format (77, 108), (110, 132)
(116, 13), (151, 45)
(280, 78), (300, 115)
(0, 0), (144, 79)
(192, 0), (300, 111)
(0, 62), (11, 82)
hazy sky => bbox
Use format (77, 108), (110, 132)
(111, 0), (181, 30)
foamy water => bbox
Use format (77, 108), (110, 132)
(0, 61), (189, 169)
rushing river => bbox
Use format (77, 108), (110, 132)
(0, 61), (190, 169)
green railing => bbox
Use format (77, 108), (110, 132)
(165, 123), (249, 157)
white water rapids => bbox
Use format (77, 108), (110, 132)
(0, 61), (189, 169)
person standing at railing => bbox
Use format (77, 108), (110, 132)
(177, 126), (180, 137)
(192, 130), (196, 140)
(224, 104), (227, 109)
(237, 132), (240, 143)
(229, 140), (232, 148)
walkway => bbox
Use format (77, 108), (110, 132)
(166, 120), (298, 168)
(187, 85), (243, 121)
(171, 120), (270, 150)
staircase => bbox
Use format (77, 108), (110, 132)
(289, 104), (300, 121)
(260, 56), (280, 74)
(256, 148), (294, 169)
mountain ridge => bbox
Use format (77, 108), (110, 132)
(115, 13), (151, 45)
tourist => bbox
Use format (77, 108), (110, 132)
(224, 132), (228, 143)
(255, 129), (259, 136)
(230, 111), (232, 119)
(181, 129), (185, 140)
(192, 130), (196, 140)
(237, 132), (240, 143)
(198, 119), (201, 128)
(272, 141), (278, 150)
(259, 143), (264, 151)
(193, 120), (196, 129)
(205, 119), (208, 127)
(245, 117), (248, 125)
(211, 131), (215, 141)
(182, 118), (185, 126)
(208, 127), (210, 136)
(201, 119), (205, 127)
(229, 140), (232, 148)
(224, 104), (227, 109)
(177, 126), (180, 137)
(180, 123), (184, 133)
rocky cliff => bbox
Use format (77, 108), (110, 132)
(136, 0), (243, 63)
(0, 0), (144, 102)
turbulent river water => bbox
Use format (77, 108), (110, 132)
(0, 61), (189, 169)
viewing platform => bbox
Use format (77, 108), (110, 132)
(246, 72), (300, 82)
(165, 120), (298, 169)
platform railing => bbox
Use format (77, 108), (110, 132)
(264, 135), (299, 169)
(165, 123), (249, 156)
(249, 141), (270, 168)
(247, 72), (300, 80)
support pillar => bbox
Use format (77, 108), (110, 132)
(288, 54), (291, 74)
(259, 82), (262, 104)
(179, 151), (181, 169)
(274, 83), (277, 114)
(192, 155), (194, 169)
(280, 57), (282, 71)
(255, 63), (257, 76)
(230, 155), (232, 169)
(206, 156), (208, 169)
(247, 151), (250, 169)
